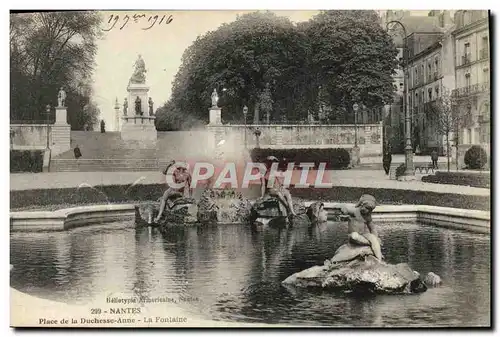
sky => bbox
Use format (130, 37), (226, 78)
(92, 10), (320, 130)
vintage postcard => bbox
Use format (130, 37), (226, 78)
(9, 9), (491, 328)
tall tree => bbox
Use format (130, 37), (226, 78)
(166, 11), (310, 125)
(10, 11), (102, 129)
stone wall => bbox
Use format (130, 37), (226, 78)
(10, 123), (70, 157)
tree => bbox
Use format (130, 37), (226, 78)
(10, 11), (102, 129)
(302, 10), (398, 122)
(429, 87), (461, 172)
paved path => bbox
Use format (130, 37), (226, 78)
(10, 170), (490, 197)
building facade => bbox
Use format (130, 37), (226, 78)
(451, 10), (490, 167)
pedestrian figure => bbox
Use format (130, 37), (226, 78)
(74, 145), (82, 159)
(382, 147), (392, 175)
(431, 149), (438, 169)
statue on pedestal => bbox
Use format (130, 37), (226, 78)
(148, 97), (154, 115)
(135, 96), (142, 115)
(123, 98), (128, 116)
(130, 55), (147, 84)
(57, 87), (66, 107)
(211, 89), (219, 108)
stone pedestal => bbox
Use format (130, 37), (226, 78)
(127, 82), (150, 116)
(55, 106), (68, 125)
(208, 107), (222, 125)
(120, 82), (157, 146)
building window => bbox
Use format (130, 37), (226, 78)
(481, 36), (489, 59)
(463, 42), (471, 64)
(428, 88), (433, 101)
(427, 62), (432, 82)
(421, 64), (424, 83)
(415, 68), (418, 85)
(415, 93), (418, 106)
(435, 86), (439, 97)
(435, 58), (439, 77)
(465, 73), (471, 87)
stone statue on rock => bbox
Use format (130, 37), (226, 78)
(57, 87), (66, 107)
(130, 54), (147, 84)
(283, 194), (442, 295)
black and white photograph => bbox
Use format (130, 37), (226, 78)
(8, 8), (491, 328)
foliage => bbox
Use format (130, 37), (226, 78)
(10, 150), (44, 173)
(250, 147), (351, 169)
(164, 10), (397, 126)
(464, 145), (488, 170)
(302, 11), (398, 122)
(154, 101), (205, 131)
(10, 11), (102, 130)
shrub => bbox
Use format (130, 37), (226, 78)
(10, 150), (44, 173)
(250, 148), (351, 170)
(464, 145), (488, 169)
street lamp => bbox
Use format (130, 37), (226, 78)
(254, 128), (262, 148)
(353, 103), (359, 148)
(243, 105), (248, 148)
(387, 20), (415, 179)
(45, 104), (51, 149)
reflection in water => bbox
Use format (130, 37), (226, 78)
(10, 221), (490, 327)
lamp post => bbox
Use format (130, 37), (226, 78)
(387, 20), (415, 179)
(243, 105), (248, 148)
(45, 104), (51, 149)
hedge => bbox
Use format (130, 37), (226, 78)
(422, 171), (490, 189)
(10, 150), (44, 173)
(10, 183), (490, 211)
(250, 148), (351, 170)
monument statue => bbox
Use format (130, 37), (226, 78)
(57, 87), (66, 107)
(135, 96), (142, 115)
(123, 98), (128, 115)
(148, 97), (154, 115)
(130, 54), (147, 84)
(211, 88), (219, 108)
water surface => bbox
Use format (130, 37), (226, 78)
(10, 221), (490, 327)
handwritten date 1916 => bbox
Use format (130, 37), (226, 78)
(103, 13), (174, 31)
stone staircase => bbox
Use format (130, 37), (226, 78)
(49, 131), (213, 172)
